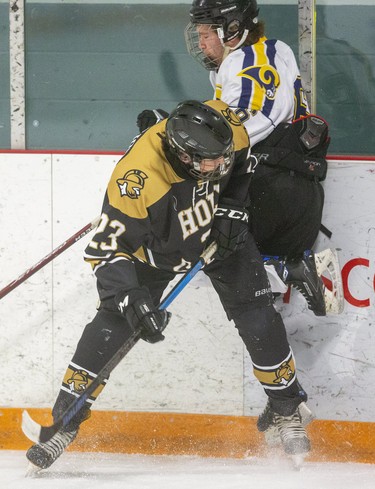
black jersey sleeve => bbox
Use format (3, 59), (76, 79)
(83, 204), (151, 301)
(221, 145), (252, 206)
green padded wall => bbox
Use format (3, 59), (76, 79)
(1, 3), (374, 154)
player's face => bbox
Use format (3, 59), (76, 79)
(178, 150), (230, 180)
(199, 156), (226, 174)
(179, 151), (224, 173)
(197, 25), (224, 66)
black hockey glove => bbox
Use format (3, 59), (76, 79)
(210, 199), (249, 260)
(115, 286), (171, 344)
(136, 108), (169, 133)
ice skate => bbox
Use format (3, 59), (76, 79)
(257, 399), (313, 465)
(284, 250), (326, 316)
(265, 250), (326, 316)
(273, 409), (311, 454)
(24, 390), (91, 472)
(26, 428), (78, 471)
(265, 247), (344, 315)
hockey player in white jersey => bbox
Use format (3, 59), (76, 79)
(138, 1), (343, 319)
(186, 3), (306, 146)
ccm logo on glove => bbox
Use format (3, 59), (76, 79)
(215, 207), (249, 222)
(210, 200), (250, 260)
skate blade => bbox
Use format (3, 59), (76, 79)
(25, 461), (43, 477)
(290, 453), (306, 471)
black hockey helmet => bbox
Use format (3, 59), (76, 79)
(189, 0), (259, 42)
(164, 100), (234, 181)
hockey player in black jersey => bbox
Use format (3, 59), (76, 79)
(26, 100), (311, 471)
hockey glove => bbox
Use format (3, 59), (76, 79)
(136, 109), (169, 133)
(115, 286), (171, 343)
(210, 199), (249, 260)
(297, 114), (330, 158)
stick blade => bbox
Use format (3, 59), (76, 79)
(22, 410), (42, 443)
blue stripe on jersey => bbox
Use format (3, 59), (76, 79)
(238, 48), (255, 108)
(262, 39), (277, 118)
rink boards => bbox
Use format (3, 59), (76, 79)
(0, 151), (374, 462)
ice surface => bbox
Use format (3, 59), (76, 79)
(1, 450), (375, 489)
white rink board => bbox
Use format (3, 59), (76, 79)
(0, 153), (374, 422)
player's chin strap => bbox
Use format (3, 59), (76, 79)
(314, 248), (345, 315)
(219, 28), (249, 63)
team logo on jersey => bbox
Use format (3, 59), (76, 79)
(220, 108), (242, 126)
(237, 65), (280, 100)
(117, 169), (148, 199)
(66, 369), (89, 393)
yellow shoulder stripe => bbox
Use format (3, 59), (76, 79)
(204, 99), (250, 152)
(107, 121), (184, 219)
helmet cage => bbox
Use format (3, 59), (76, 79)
(184, 22), (223, 71)
(166, 131), (234, 181)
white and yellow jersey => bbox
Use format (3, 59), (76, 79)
(210, 37), (310, 146)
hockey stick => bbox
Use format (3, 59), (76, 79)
(22, 241), (218, 444)
(0, 217), (101, 300)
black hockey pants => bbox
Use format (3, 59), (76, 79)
(53, 233), (306, 424)
(248, 165), (324, 258)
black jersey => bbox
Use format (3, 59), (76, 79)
(84, 100), (251, 299)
